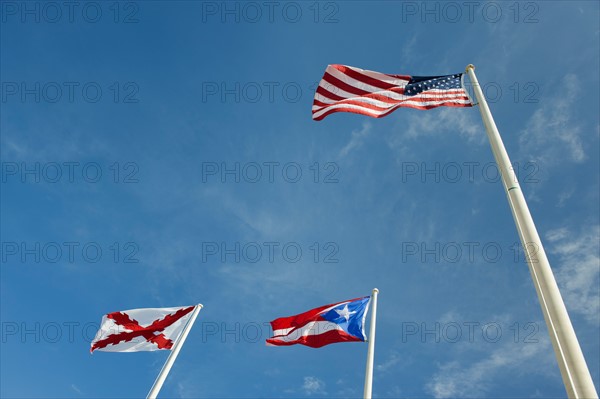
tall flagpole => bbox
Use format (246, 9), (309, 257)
(147, 304), (203, 399)
(465, 65), (597, 399)
(363, 288), (379, 399)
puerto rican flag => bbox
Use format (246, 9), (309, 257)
(266, 296), (371, 348)
(90, 305), (197, 353)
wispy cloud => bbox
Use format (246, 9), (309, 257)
(401, 34), (418, 63)
(425, 336), (554, 398)
(404, 108), (482, 143)
(376, 351), (404, 373)
(386, 107), (483, 159)
(70, 384), (82, 395)
(519, 74), (585, 166)
(334, 378), (358, 397)
(1, 117), (110, 161)
(546, 226), (600, 325)
(423, 312), (557, 398)
(302, 376), (326, 396)
(338, 122), (372, 158)
(557, 188), (575, 207)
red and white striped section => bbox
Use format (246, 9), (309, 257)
(312, 64), (472, 121)
(266, 299), (365, 348)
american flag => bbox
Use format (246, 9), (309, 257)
(312, 64), (473, 121)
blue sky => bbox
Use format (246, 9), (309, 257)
(1, 1), (599, 398)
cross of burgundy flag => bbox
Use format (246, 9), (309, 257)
(266, 296), (371, 348)
(90, 306), (197, 353)
(312, 64), (473, 121)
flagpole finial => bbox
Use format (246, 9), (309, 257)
(466, 64), (475, 72)
(372, 288), (379, 294)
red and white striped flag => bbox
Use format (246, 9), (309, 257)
(312, 64), (472, 121)
(266, 296), (371, 348)
(90, 306), (197, 353)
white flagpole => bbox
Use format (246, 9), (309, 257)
(465, 65), (597, 399)
(363, 288), (379, 399)
(147, 304), (203, 399)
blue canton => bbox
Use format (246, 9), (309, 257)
(320, 297), (371, 340)
(404, 74), (463, 96)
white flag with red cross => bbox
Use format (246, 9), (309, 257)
(90, 305), (197, 353)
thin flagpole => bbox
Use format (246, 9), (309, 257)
(465, 65), (597, 399)
(363, 288), (379, 399)
(147, 304), (203, 399)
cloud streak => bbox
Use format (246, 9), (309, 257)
(519, 74), (585, 166)
(547, 226), (600, 325)
(425, 335), (554, 398)
(302, 376), (326, 396)
(338, 122), (372, 159)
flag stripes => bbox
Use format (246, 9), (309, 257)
(312, 64), (472, 120)
(266, 296), (371, 348)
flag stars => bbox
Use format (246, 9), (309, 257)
(404, 75), (463, 95)
(335, 304), (357, 322)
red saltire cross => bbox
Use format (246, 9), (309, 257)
(90, 306), (195, 353)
